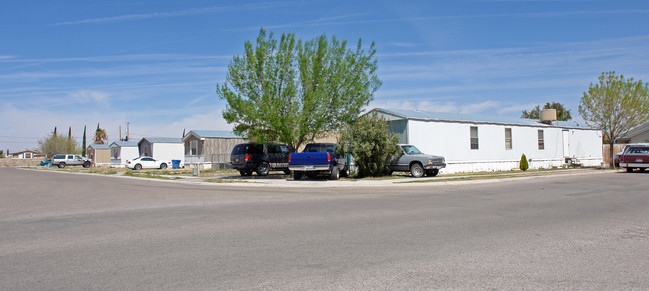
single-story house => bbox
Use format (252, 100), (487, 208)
(138, 137), (185, 167)
(370, 108), (603, 174)
(617, 122), (649, 144)
(183, 130), (245, 169)
(109, 141), (140, 167)
(87, 144), (111, 166)
(12, 150), (41, 159)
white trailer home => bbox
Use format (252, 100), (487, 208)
(371, 108), (603, 174)
(109, 141), (140, 167)
(137, 137), (185, 168)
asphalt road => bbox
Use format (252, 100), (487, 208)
(1, 167), (649, 289)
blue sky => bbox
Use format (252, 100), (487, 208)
(1, 0), (648, 152)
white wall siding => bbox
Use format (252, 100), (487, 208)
(404, 120), (602, 174)
(630, 130), (649, 143)
(110, 146), (140, 167)
(151, 143), (185, 167)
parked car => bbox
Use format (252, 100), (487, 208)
(619, 144), (649, 172)
(289, 143), (348, 180)
(40, 159), (51, 166)
(230, 142), (290, 176)
(126, 156), (169, 170)
(615, 143), (649, 167)
(389, 144), (446, 178)
(52, 154), (92, 168)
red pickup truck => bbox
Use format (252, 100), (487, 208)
(619, 145), (649, 172)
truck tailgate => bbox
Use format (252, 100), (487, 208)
(289, 152), (330, 166)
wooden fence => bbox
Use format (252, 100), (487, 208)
(602, 144), (626, 166)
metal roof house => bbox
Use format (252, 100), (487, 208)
(138, 137), (185, 168)
(109, 141), (139, 167)
(182, 130), (245, 169)
(370, 108), (603, 173)
(618, 122), (649, 144)
(86, 144), (111, 166)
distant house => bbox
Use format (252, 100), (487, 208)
(183, 130), (245, 169)
(12, 150), (41, 159)
(110, 141), (139, 167)
(618, 122), (649, 144)
(138, 137), (185, 167)
(87, 144), (111, 166)
(370, 108), (603, 174)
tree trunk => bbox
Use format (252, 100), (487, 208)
(609, 140), (615, 168)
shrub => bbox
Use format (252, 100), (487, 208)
(336, 113), (400, 177)
(520, 153), (529, 171)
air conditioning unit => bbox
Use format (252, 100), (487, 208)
(540, 109), (557, 124)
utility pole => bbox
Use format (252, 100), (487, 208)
(126, 122), (130, 141)
(119, 125), (122, 141)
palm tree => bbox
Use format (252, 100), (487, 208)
(94, 123), (108, 144)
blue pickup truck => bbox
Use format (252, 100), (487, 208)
(288, 143), (348, 180)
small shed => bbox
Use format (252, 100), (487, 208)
(87, 144), (111, 166)
(183, 130), (245, 169)
(138, 137), (185, 167)
(109, 141), (140, 167)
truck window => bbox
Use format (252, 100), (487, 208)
(268, 144), (280, 154)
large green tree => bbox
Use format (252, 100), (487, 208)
(217, 28), (381, 152)
(521, 102), (572, 121)
(336, 112), (400, 178)
(39, 131), (80, 157)
(579, 71), (649, 167)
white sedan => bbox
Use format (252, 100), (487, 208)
(126, 157), (169, 170)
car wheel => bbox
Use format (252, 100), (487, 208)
(256, 162), (270, 176)
(160, 163), (167, 170)
(293, 171), (302, 180)
(134, 164), (142, 170)
(83, 161), (91, 168)
(626, 167), (633, 173)
(426, 169), (439, 177)
(329, 166), (340, 180)
(410, 163), (424, 178)
(58, 162), (66, 168)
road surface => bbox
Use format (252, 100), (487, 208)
(1, 167), (648, 289)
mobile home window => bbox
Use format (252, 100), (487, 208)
(111, 147), (120, 159)
(470, 126), (479, 150)
(190, 140), (198, 155)
(505, 128), (512, 150)
(538, 130), (545, 150)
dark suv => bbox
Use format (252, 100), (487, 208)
(230, 142), (290, 176)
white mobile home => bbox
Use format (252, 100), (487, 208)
(109, 141), (139, 167)
(138, 137), (185, 167)
(371, 108), (603, 174)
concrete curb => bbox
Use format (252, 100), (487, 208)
(20, 167), (617, 188)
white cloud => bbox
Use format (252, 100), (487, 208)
(52, 2), (304, 26)
(369, 99), (540, 116)
(69, 90), (109, 105)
